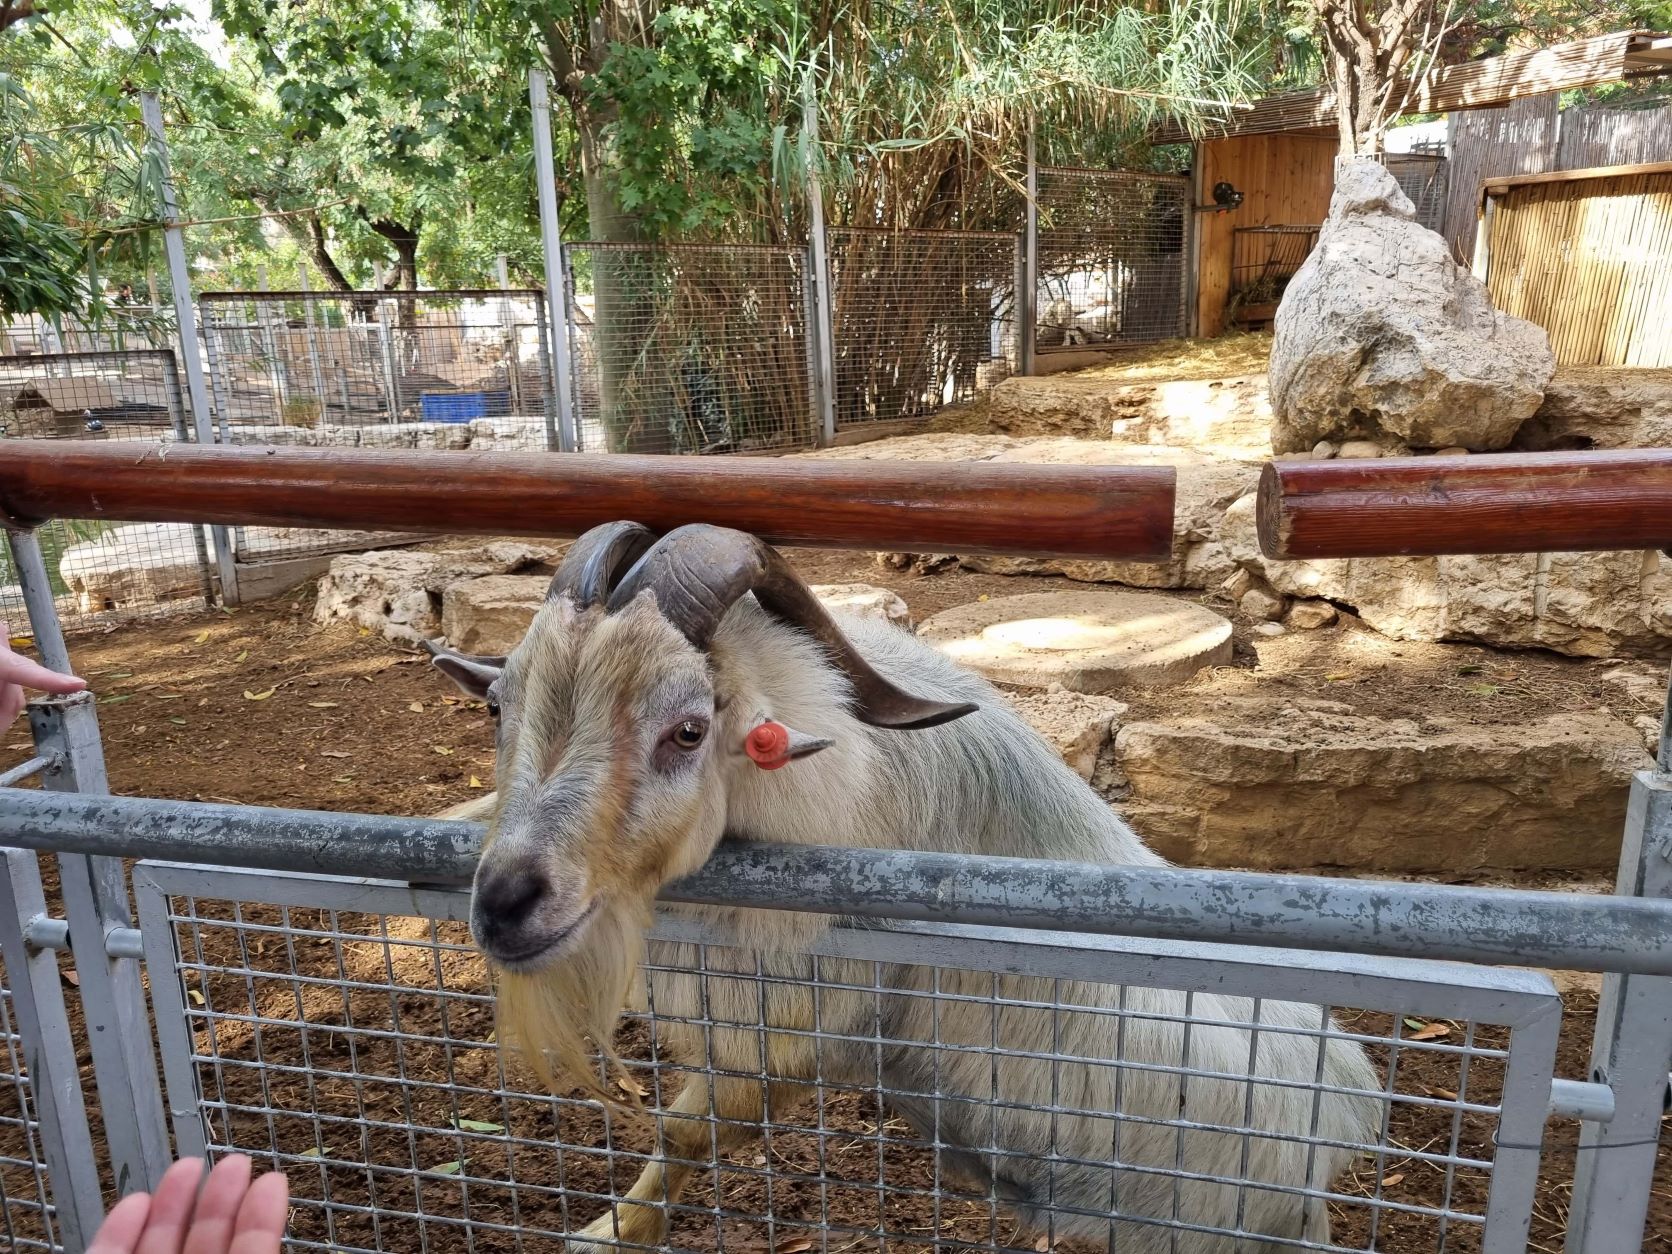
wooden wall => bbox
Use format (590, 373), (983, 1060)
(1193, 133), (1337, 338)
(1485, 168), (1672, 367)
(1442, 93), (1561, 264)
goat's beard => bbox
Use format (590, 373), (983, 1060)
(491, 894), (653, 1111)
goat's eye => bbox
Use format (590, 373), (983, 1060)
(485, 696), (501, 719)
(670, 719), (707, 750)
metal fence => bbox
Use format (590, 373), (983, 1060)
(565, 244), (816, 456)
(1034, 168), (1190, 353)
(1383, 154), (1448, 235)
(1, 514), (1671, 1252)
(0, 350), (219, 630)
(828, 230), (1019, 429)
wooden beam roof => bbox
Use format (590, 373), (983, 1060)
(1152, 30), (1672, 144)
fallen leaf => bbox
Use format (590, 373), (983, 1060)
(441, 696), (459, 705)
(617, 1075), (648, 1098)
(332, 775), (355, 783)
(62, 968), (79, 987)
(1456, 663), (1485, 675)
(234, 651), (248, 663)
(98, 670), (133, 679)
(409, 701), (425, 713)
(298, 1146), (328, 1159)
(1381, 1173), (1405, 1188)
(154, 693), (184, 701)
(1402, 1017), (1426, 1031)
(219, 606), (235, 616)
(1323, 672), (1352, 682)
(978, 594), (990, 602)
(1425, 1085), (1459, 1101)
(244, 687), (276, 701)
(99, 694), (135, 705)
(188, 989), (205, 1005)
(430, 1160), (466, 1176)
(468, 776), (483, 789)
(359, 627), (371, 636)
(1466, 683), (1499, 696)
(193, 629), (211, 644)
(1407, 1022), (1450, 1042)
(309, 701), (340, 709)
(9, 635), (32, 648)
(432, 746), (454, 756)
(169, 718), (187, 726)
(1035, 1238), (1050, 1252)
(777, 1240), (813, 1253)
(454, 1118), (504, 1133)
(321, 750), (350, 759)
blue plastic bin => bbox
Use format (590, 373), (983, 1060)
(421, 392), (486, 422)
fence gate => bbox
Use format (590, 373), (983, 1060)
(0, 350), (218, 629)
(1034, 168), (1190, 355)
(564, 244), (816, 456)
(197, 290), (558, 565)
(827, 229), (1019, 432)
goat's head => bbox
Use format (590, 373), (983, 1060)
(428, 521), (975, 1088)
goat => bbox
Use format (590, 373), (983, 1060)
(428, 521), (1380, 1253)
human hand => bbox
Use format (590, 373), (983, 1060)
(0, 621), (85, 728)
(86, 1155), (289, 1254)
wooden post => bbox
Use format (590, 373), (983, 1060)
(1257, 451), (1672, 559)
(0, 440), (1177, 563)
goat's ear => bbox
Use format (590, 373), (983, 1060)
(421, 639), (505, 700)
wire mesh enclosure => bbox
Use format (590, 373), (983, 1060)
(0, 350), (214, 631)
(565, 245), (816, 455)
(1227, 227), (1321, 324)
(0, 968), (59, 1253)
(138, 865), (1562, 1254)
(1035, 169), (1190, 353)
(1382, 155), (1448, 236)
(827, 230), (1019, 429)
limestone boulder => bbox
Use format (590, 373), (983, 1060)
(1513, 367), (1672, 451)
(1116, 700), (1649, 872)
(918, 590), (1233, 692)
(1222, 492), (1672, 657)
(1269, 159), (1555, 452)
(980, 373), (1272, 454)
(442, 575), (548, 654)
(314, 542), (564, 645)
(812, 583), (911, 628)
(1005, 690), (1128, 780)
(58, 523), (211, 613)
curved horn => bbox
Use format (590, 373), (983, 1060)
(608, 524), (976, 731)
(547, 521), (657, 608)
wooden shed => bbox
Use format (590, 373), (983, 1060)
(1152, 30), (1672, 339)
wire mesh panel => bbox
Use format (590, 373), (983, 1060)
(828, 230), (1019, 429)
(1035, 169), (1190, 353)
(0, 350), (214, 631)
(0, 964), (60, 1252)
(199, 290), (556, 564)
(1382, 155), (1448, 235)
(137, 865), (1561, 1254)
(566, 244), (815, 455)
(1227, 227), (1321, 323)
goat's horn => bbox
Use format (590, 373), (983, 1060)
(547, 521), (657, 608)
(608, 524), (976, 731)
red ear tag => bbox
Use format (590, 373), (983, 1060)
(745, 721), (791, 769)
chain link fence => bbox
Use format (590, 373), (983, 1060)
(828, 230), (1019, 429)
(1034, 168), (1190, 353)
(566, 244), (817, 456)
(0, 350), (216, 631)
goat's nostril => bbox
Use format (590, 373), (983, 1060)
(477, 870), (548, 928)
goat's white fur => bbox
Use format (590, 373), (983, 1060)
(459, 595), (1381, 1253)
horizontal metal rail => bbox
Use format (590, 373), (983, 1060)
(0, 440), (1176, 562)
(5, 786), (1672, 975)
(0, 753), (55, 788)
(1258, 449), (1672, 558)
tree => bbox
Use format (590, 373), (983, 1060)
(1310, 0), (1454, 155)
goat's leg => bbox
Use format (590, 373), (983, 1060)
(566, 1073), (805, 1254)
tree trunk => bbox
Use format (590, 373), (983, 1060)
(368, 217), (421, 328)
(544, 12), (664, 453)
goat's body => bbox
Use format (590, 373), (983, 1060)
(621, 606), (1379, 1252)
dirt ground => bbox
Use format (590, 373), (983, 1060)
(1, 548), (1667, 1253)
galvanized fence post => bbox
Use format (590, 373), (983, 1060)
(529, 68), (577, 452)
(496, 253), (526, 418)
(4, 531), (174, 1197)
(140, 90), (239, 606)
(0, 846), (106, 1248)
(158, 360), (219, 607)
(803, 78), (837, 447)
(1566, 667), (1672, 1252)
(1021, 125), (1038, 377)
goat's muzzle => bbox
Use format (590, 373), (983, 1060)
(470, 861), (599, 971)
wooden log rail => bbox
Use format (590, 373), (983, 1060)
(0, 440), (1177, 563)
(1258, 449), (1672, 559)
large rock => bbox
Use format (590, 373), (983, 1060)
(1222, 492), (1672, 657)
(918, 590), (1233, 691)
(1269, 159), (1555, 452)
(980, 373), (1272, 455)
(1116, 700), (1650, 872)
(1006, 690), (1128, 780)
(58, 523), (211, 613)
(1514, 367), (1672, 451)
(442, 575), (548, 654)
(314, 542), (563, 645)
(810, 584), (911, 628)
